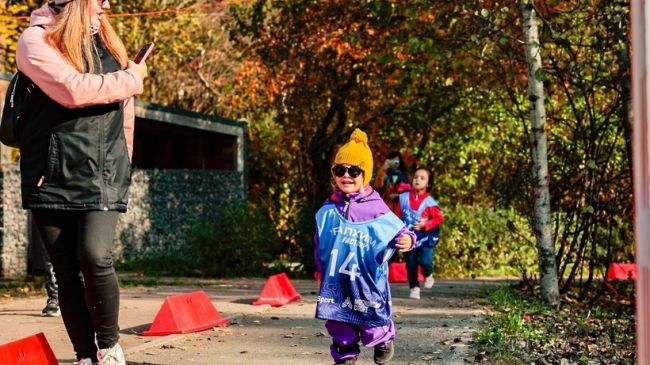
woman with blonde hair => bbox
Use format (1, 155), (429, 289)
(15, 1), (148, 364)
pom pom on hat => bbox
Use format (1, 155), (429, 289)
(349, 128), (368, 144)
(333, 128), (374, 186)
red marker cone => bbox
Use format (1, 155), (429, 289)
(607, 263), (637, 281)
(143, 290), (228, 336)
(388, 262), (424, 283)
(0, 333), (58, 365)
(252, 272), (301, 307)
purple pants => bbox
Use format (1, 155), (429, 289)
(325, 319), (395, 362)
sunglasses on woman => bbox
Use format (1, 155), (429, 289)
(332, 164), (364, 178)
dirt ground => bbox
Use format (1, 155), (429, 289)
(125, 279), (493, 365)
(0, 278), (501, 365)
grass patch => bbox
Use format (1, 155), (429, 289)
(116, 272), (231, 287)
(475, 282), (636, 364)
(115, 255), (198, 277)
(474, 286), (552, 363)
(118, 277), (162, 287)
(0, 277), (46, 301)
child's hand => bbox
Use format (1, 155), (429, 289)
(413, 221), (425, 231)
(395, 234), (413, 252)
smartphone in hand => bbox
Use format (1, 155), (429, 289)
(134, 42), (155, 64)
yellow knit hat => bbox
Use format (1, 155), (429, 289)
(333, 128), (373, 186)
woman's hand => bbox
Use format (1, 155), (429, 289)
(412, 221), (425, 231)
(382, 159), (391, 170)
(127, 60), (148, 80)
(395, 234), (413, 252)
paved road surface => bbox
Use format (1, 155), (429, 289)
(0, 278), (501, 364)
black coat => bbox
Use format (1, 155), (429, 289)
(19, 36), (131, 212)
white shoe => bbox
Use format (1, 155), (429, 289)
(424, 275), (435, 288)
(76, 359), (98, 365)
(409, 286), (420, 299)
(97, 343), (125, 365)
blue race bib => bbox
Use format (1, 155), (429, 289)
(399, 192), (440, 248)
(315, 205), (404, 326)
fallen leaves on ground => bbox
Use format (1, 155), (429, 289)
(478, 281), (636, 364)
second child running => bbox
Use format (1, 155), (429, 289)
(396, 167), (444, 299)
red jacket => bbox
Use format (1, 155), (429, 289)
(395, 187), (443, 232)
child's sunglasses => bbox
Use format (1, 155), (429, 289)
(332, 164), (364, 178)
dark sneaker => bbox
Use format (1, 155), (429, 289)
(41, 298), (60, 317)
(374, 341), (394, 364)
(334, 358), (357, 365)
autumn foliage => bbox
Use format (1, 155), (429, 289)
(0, 1), (635, 290)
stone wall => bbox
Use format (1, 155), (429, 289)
(0, 165), (29, 278)
(0, 166), (244, 278)
(115, 169), (244, 259)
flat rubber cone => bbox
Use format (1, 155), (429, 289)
(143, 290), (228, 336)
(607, 263), (637, 281)
(252, 272), (301, 307)
(388, 262), (424, 283)
(0, 332), (58, 365)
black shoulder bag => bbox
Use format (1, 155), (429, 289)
(1, 71), (37, 148)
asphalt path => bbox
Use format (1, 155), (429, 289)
(0, 278), (501, 365)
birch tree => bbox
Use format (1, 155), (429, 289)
(520, 0), (560, 306)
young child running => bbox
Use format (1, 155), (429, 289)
(314, 129), (416, 365)
(396, 167), (444, 299)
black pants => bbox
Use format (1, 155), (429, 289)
(405, 246), (435, 289)
(32, 210), (120, 360)
(42, 244), (58, 301)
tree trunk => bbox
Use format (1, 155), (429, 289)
(308, 73), (358, 204)
(614, 7), (633, 182)
(520, 0), (560, 306)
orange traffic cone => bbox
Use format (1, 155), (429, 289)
(252, 272), (301, 307)
(143, 290), (228, 336)
(0, 332), (58, 365)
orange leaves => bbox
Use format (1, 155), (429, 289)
(228, 0), (472, 129)
(232, 59), (282, 105)
(317, 34), (367, 62)
(237, 59), (265, 81)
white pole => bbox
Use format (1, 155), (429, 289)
(632, 0), (650, 362)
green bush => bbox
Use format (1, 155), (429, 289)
(435, 204), (536, 278)
(185, 200), (282, 277)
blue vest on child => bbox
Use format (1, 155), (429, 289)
(398, 192), (440, 248)
(315, 205), (405, 327)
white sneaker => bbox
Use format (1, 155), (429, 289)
(424, 275), (435, 288)
(97, 343), (125, 365)
(409, 286), (420, 299)
(76, 359), (98, 365)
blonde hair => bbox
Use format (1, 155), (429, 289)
(45, 0), (128, 73)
